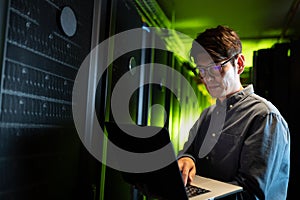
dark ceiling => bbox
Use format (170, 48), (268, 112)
(156, 0), (300, 41)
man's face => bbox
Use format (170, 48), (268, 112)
(195, 53), (242, 101)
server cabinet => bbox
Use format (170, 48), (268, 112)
(102, 0), (149, 199)
(253, 41), (300, 200)
(147, 48), (172, 128)
(253, 43), (290, 120)
(106, 0), (146, 125)
(287, 40), (300, 200)
(0, 0), (97, 199)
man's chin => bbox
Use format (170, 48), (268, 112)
(209, 91), (225, 99)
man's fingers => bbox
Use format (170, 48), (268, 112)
(181, 168), (190, 186)
(178, 157), (196, 186)
(188, 168), (196, 183)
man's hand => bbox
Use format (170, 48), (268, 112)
(178, 157), (196, 186)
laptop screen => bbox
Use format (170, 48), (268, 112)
(105, 122), (189, 200)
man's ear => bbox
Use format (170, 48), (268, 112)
(237, 54), (245, 74)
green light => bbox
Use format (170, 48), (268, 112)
(287, 48), (291, 57)
(174, 18), (214, 30)
(242, 39), (279, 67)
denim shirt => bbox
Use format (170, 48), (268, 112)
(179, 84), (290, 200)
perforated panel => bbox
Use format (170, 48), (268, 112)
(0, 0), (95, 199)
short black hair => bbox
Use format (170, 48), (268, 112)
(190, 25), (242, 63)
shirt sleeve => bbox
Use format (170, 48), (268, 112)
(235, 112), (290, 200)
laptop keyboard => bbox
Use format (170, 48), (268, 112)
(185, 184), (210, 198)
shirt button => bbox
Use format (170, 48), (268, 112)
(212, 133), (216, 137)
(206, 156), (209, 160)
(229, 105), (233, 109)
(216, 111), (219, 115)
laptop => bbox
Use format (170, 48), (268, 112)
(104, 122), (243, 200)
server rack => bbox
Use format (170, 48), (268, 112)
(0, 0), (100, 199)
(253, 41), (300, 200)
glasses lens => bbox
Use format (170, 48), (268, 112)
(197, 65), (221, 78)
(198, 68), (206, 77)
(196, 55), (236, 78)
(209, 65), (222, 76)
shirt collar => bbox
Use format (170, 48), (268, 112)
(216, 84), (254, 108)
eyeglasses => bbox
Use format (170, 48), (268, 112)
(193, 55), (236, 78)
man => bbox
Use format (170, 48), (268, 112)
(178, 25), (290, 200)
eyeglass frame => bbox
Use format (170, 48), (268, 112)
(192, 54), (237, 78)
